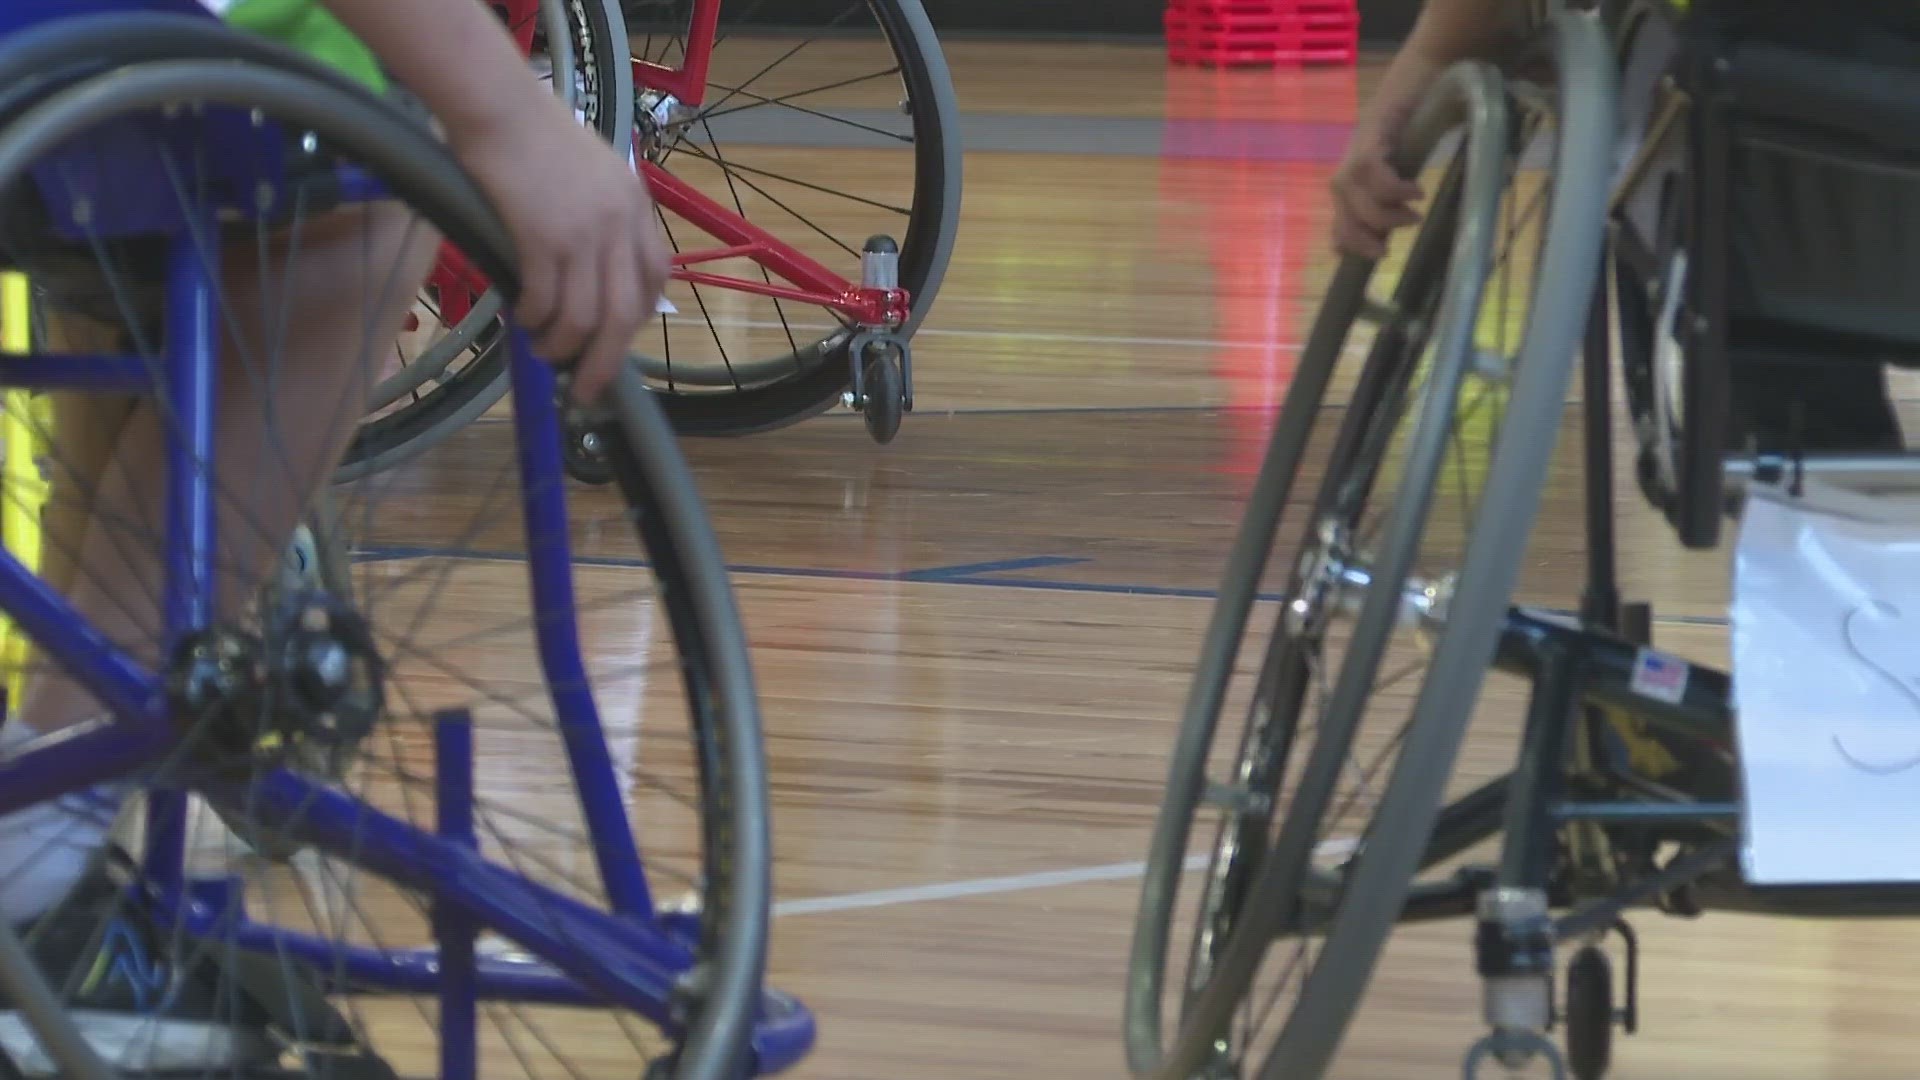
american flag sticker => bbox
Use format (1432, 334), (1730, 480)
(1630, 648), (1689, 705)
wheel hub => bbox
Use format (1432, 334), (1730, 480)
(634, 90), (692, 164)
(168, 598), (384, 770)
(1285, 518), (1358, 637)
(1286, 518), (1456, 640)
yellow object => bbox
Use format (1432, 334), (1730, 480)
(0, 272), (50, 717)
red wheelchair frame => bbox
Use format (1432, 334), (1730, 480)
(426, 0), (909, 339)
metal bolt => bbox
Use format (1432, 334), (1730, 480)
(313, 643), (350, 688)
(1477, 886), (1549, 922)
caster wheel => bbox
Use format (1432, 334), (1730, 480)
(1564, 945), (1614, 1080)
(563, 424), (615, 486)
(860, 350), (904, 445)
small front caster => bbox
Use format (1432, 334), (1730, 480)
(842, 235), (913, 446)
(844, 329), (913, 447)
(859, 348), (905, 445)
(1564, 945), (1613, 1080)
(562, 421), (614, 486)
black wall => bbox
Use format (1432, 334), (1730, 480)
(726, 0), (1416, 45)
(925, 0), (1415, 43)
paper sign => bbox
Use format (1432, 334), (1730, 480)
(1734, 490), (1920, 885)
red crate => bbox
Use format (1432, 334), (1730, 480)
(1165, 0), (1358, 67)
(1164, 12), (1356, 32)
(1170, 0), (1353, 17)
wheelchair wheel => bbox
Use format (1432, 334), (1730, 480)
(332, 0), (632, 481)
(1124, 13), (1615, 1080)
(0, 21), (796, 1080)
(628, 0), (961, 437)
(1609, 0), (1688, 517)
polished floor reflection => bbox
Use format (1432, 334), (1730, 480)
(338, 36), (1920, 1080)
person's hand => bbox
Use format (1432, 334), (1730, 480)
(447, 92), (671, 405)
(1329, 48), (1448, 259)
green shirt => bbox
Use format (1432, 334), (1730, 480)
(218, 0), (386, 93)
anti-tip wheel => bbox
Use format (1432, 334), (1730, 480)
(861, 351), (905, 445)
(1564, 945), (1615, 1080)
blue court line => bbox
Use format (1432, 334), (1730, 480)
(351, 547), (1093, 586)
(354, 543), (1288, 601)
(350, 543), (1731, 628)
(457, 403), (1281, 426)
(903, 556), (1091, 581)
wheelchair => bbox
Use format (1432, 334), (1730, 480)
(0, 0), (607, 711)
(0, 3), (811, 1078)
(336, 0), (964, 483)
(1125, 2), (1920, 1077)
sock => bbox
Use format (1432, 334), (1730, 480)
(0, 721), (126, 923)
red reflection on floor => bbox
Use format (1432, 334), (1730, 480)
(1157, 65), (1358, 485)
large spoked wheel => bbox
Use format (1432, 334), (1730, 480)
(334, 0), (633, 481)
(627, 0), (962, 436)
(1123, 59), (1513, 1080)
(1124, 13), (1616, 1080)
(0, 23), (785, 1079)
(1609, 0), (1688, 519)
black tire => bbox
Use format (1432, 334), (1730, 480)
(1125, 15), (1618, 1080)
(633, 0), (963, 437)
(342, 0), (963, 452)
(1564, 946), (1615, 1080)
(1123, 58), (1514, 1080)
(860, 350), (904, 445)
(0, 43), (767, 1080)
(1246, 18), (1614, 1079)
(1609, 0), (1687, 517)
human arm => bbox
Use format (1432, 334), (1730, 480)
(1330, 0), (1528, 257)
(317, 0), (668, 404)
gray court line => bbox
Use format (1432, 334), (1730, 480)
(773, 838), (1363, 917)
(770, 858), (1188, 917)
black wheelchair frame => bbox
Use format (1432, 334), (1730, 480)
(1403, 4), (1920, 1074)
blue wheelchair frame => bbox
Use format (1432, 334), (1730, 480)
(0, 1), (814, 1074)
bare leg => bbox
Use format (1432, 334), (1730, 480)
(22, 201), (439, 737)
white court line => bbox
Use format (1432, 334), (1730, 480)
(663, 315), (1297, 353)
(772, 856), (1197, 917)
(774, 837), (1360, 918)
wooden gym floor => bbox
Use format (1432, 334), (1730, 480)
(332, 36), (1920, 1080)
